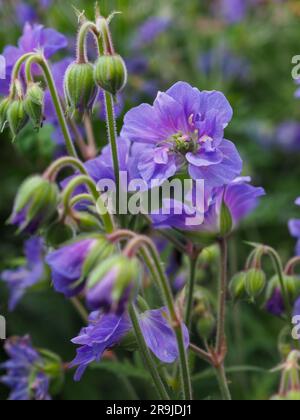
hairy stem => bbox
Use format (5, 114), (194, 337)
(128, 303), (170, 400)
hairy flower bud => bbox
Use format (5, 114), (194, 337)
(94, 54), (127, 95)
(229, 272), (247, 301)
(10, 175), (59, 234)
(245, 268), (266, 300)
(0, 97), (12, 132)
(24, 82), (45, 131)
(86, 255), (140, 314)
(7, 99), (29, 140)
(64, 62), (98, 117)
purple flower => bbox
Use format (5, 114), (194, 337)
(266, 288), (285, 317)
(275, 121), (300, 152)
(121, 82), (242, 189)
(138, 308), (189, 363)
(71, 312), (131, 381)
(294, 297), (300, 317)
(0, 336), (51, 400)
(289, 198), (300, 256)
(46, 238), (98, 297)
(213, 0), (248, 24)
(71, 308), (190, 381)
(1, 237), (45, 311)
(132, 17), (171, 49)
(0, 23), (67, 96)
(86, 268), (133, 315)
(16, 3), (37, 26)
(152, 177), (265, 232)
(295, 78), (300, 99)
(199, 45), (250, 82)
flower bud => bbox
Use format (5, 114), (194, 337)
(0, 97), (11, 132)
(64, 62), (98, 117)
(10, 175), (59, 234)
(7, 99), (29, 140)
(219, 199), (233, 237)
(229, 272), (247, 301)
(73, 211), (102, 232)
(94, 54), (127, 95)
(245, 268), (266, 300)
(86, 255), (140, 314)
(24, 82), (45, 131)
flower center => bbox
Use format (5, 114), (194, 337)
(170, 131), (199, 155)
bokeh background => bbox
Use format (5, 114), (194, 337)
(0, 0), (300, 400)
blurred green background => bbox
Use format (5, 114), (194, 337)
(0, 0), (300, 400)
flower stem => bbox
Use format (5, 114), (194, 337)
(43, 156), (89, 181)
(215, 364), (232, 401)
(62, 174), (114, 234)
(215, 237), (232, 401)
(125, 236), (193, 400)
(216, 238), (228, 354)
(185, 254), (198, 329)
(25, 54), (78, 158)
(104, 91), (121, 216)
(76, 21), (98, 64)
(128, 303), (170, 400)
(265, 246), (292, 316)
(71, 297), (89, 323)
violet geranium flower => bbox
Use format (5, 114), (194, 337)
(152, 177), (265, 233)
(121, 82), (242, 189)
(1, 237), (45, 311)
(71, 308), (189, 381)
(0, 336), (51, 400)
(0, 23), (67, 96)
(46, 237), (100, 297)
(289, 198), (300, 256)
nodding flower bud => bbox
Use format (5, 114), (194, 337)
(219, 200), (233, 237)
(86, 255), (140, 314)
(10, 175), (59, 234)
(94, 54), (127, 96)
(24, 82), (45, 131)
(245, 268), (266, 300)
(0, 97), (12, 132)
(229, 272), (247, 301)
(64, 62), (98, 117)
(7, 99), (29, 140)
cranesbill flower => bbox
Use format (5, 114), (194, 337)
(0, 23), (67, 96)
(121, 82), (242, 189)
(275, 121), (300, 152)
(266, 288), (285, 317)
(86, 256), (140, 315)
(71, 308), (189, 381)
(0, 336), (51, 400)
(152, 177), (265, 233)
(16, 3), (37, 26)
(1, 237), (45, 311)
(46, 237), (100, 297)
(213, 0), (248, 24)
(289, 198), (300, 256)
(199, 44), (250, 83)
(132, 17), (171, 49)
